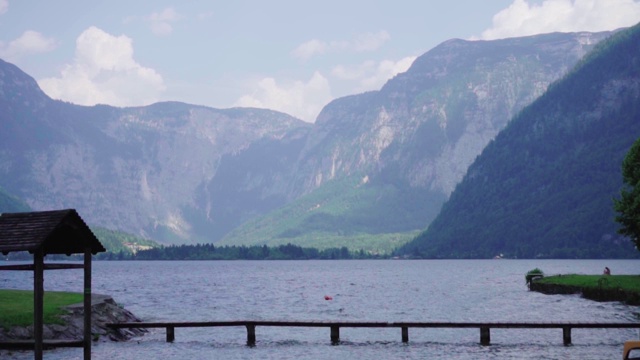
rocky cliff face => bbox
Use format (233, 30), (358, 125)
(294, 31), (612, 197)
(0, 30), (615, 247)
(0, 59), (309, 243)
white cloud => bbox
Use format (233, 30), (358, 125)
(332, 56), (416, 92)
(479, 0), (640, 40)
(353, 31), (391, 52)
(235, 72), (332, 122)
(237, 55), (415, 122)
(291, 39), (330, 60)
(0, 30), (57, 61)
(147, 7), (182, 36)
(0, 0), (8, 15)
(38, 26), (165, 107)
(291, 31), (390, 60)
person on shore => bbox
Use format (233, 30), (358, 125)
(603, 267), (611, 275)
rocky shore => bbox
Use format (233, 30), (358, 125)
(0, 294), (146, 342)
(530, 281), (640, 306)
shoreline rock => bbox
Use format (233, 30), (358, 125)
(0, 294), (146, 342)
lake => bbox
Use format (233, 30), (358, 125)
(1, 259), (638, 359)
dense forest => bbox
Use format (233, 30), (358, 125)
(107, 243), (378, 260)
(398, 24), (640, 259)
(3, 243), (382, 261)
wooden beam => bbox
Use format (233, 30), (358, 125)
(33, 250), (44, 360)
(106, 320), (640, 347)
(0, 263), (84, 271)
(45, 263), (84, 270)
(0, 339), (84, 349)
(83, 248), (92, 360)
(108, 320), (640, 330)
(0, 264), (34, 271)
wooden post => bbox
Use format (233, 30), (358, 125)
(246, 324), (256, 346)
(166, 326), (175, 342)
(401, 327), (409, 343)
(563, 327), (572, 346)
(330, 325), (340, 344)
(34, 249), (44, 360)
(480, 327), (491, 346)
(84, 248), (92, 360)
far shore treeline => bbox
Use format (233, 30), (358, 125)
(2, 243), (385, 261)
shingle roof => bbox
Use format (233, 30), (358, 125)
(0, 209), (106, 255)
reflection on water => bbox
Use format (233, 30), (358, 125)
(1, 259), (638, 359)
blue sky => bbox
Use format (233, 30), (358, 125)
(1, 0), (639, 122)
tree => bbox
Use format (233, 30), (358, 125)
(614, 137), (640, 250)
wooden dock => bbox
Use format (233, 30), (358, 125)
(107, 320), (640, 346)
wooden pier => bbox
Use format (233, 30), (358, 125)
(0, 339), (84, 350)
(107, 320), (640, 346)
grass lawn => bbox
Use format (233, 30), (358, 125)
(0, 289), (83, 329)
(535, 274), (640, 293)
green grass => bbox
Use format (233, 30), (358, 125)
(535, 275), (640, 293)
(0, 289), (83, 329)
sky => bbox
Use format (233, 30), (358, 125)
(1, 0), (639, 123)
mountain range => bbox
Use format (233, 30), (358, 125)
(0, 28), (629, 257)
(216, 30), (614, 251)
(399, 24), (640, 258)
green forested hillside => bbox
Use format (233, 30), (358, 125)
(218, 175), (429, 253)
(399, 24), (640, 259)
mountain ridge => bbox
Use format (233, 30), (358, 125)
(398, 24), (640, 258)
(0, 29), (620, 251)
(0, 61), (310, 243)
(218, 30), (615, 250)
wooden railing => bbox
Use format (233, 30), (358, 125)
(107, 320), (640, 346)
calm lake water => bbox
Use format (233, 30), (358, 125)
(1, 259), (639, 359)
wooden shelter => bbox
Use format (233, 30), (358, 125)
(0, 209), (105, 360)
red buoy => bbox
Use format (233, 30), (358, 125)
(324, 295), (333, 300)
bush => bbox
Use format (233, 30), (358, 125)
(525, 268), (544, 286)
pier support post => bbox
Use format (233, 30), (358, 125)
(563, 327), (572, 346)
(166, 326), (175, 342)
(83, 248), (92, 360)
(246, 324), (256, 346)
(402, 327), (409, 343)
(480, 327), (491, 346)
(34, 250), (44, 360)
(330, 326), (340, 344)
